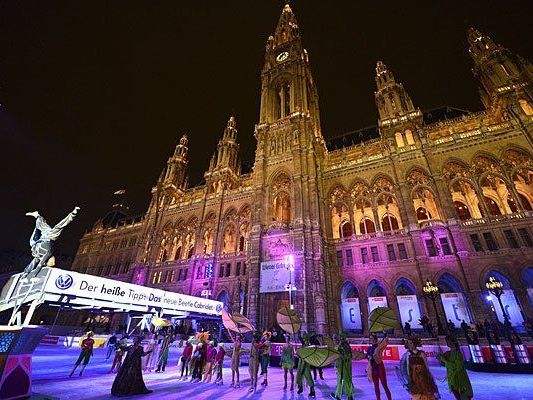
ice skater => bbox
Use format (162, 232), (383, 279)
(330, 331), (356, 400)
(111, 336), (153, 397)
(259, 330), (272, 386)
(399, 336), (440, 400)
(202, 341), (217, 382)
(179, 339), (193, 380)
(281, 334), (295, 391)
(106, 333), (118, 360)
(367, 332), (392, 400)
(248, 333), (261, 393)
(214, 343), (226, 385)
(297, 332), (316, 398)
(155, 330), (173, 372)
(229, 331), (242, 388)
(69, 331), (95, 377)
(110, 335), (129, 373)
(437, 335), (473, 400)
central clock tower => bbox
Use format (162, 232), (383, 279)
(246, 4), (331, 333)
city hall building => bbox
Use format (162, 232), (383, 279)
(72, 4), (533, 334)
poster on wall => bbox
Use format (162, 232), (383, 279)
(396, 295), (422, 329)
(259, 260), (290, 293)
(490, 290), (524, 327)
(440, 292), (471, 324)
(341, 298), (362, 331)
(368, 296), (388, 313)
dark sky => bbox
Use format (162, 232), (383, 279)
(1, 1), (531, 260)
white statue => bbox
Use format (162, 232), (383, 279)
(23, 207), (80, 278)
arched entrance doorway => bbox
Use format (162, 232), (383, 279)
(523, 268), (533, 308)
(340, 282), (362, 333)
(217, 290), (231, 311)
(437, 273), (472, 326)
(484, 271), (524, 330)
(394, 278), (422, 330)
(367, 279), (388, 313)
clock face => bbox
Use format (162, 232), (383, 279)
(276, 51), (289, 63)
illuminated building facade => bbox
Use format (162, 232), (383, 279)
(72, 5), (533, 334)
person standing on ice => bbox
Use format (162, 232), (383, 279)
(228, 331), (242, 388)
(437, 335), (473, 400)
(330, 330), (358, 400)
(111, 336), (153, 397)
(69, 331), (95, 377)
(213, 343), (226, 385)
(296, 332), (316, 398)
(367, 332), (392, 400)
(281, 333), (295, 391)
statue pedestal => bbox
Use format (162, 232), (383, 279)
(0, 325), (47, 400)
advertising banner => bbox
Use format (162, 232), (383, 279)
(440, 292), (471, 324)
(340, 298), (362, 331)
(259, 260), (290, 293)
(489, 290), (524, 327)
(368, 296), (388, 313)
(396, 295), (422, 329)
(44, 268), (223, 316)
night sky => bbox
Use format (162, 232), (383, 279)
(1, 1), (531, 262)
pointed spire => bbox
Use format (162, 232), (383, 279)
(223, 115), (238, 140)
(467, 27), (500, 64)
(271, 3), (300, 48)
(375, 61), (397, 91)
(173, 133), (189, 158)
(374, 61), (421, 130)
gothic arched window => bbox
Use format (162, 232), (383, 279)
(273, 192), (291, 224)
(222, 225), (236, 254)
(453, 201), (472, 221)
(381, 214), (399, 232)
(272, 173), (292, 225)
(360, 217), (375, 234)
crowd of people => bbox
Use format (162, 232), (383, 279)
(67, 325), (478, 400)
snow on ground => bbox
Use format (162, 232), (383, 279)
(31, 345), (533, 400)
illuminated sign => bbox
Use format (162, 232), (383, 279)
(341, 298), (362, 330)
(260, 260), (291, 293)
(396, 295), (422, 329)
(44, 268), (223, 316)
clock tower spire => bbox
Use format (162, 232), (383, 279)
(248, 4), (329, 334)
(259, 3), (321, 133)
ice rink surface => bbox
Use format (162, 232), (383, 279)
(31, 345), (533, 400)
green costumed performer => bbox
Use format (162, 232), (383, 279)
(281, 333), (295, 391)
(330, 330), (354, 400)
(297, 332), (316, 398)
(437, 335), (473, 400)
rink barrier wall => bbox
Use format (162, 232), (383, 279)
(39, 336), (533, 365)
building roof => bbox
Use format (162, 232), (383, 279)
(325, 106), (470, 151)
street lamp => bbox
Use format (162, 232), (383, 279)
(485, 276), (510, 327)
(284, 254), (295, 310)
(423, 280), (445, 336)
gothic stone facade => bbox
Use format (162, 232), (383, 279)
(72, 5), (533, 334)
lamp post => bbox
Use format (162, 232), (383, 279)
(284, 254), (295, 310)
(485, 276), (510, 327)
(423, 280), (445, 336)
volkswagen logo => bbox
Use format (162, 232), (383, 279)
(216, 304), (223, 313)
(55, 274), (73, 290)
